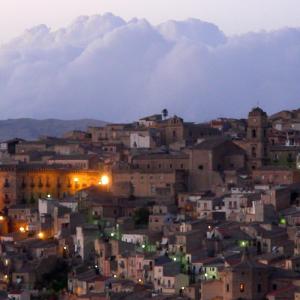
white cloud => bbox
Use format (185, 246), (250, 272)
(0, 13), (300, 122)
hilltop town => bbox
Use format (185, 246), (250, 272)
(1, 107), (300, 300)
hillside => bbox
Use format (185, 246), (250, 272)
(0, 118), (106, 141)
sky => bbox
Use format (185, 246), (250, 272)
(0, 1), (300, 122)
(1, 0), (300, 44)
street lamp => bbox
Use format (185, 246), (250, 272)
(38, 232), (44, 239)
(99, 175), (109, 186)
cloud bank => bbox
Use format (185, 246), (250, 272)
(1, 13), (300, 122)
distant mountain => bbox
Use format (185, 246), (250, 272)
(0, 118), (107, 141)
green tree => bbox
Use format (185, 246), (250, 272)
(133, 207), (150, 226)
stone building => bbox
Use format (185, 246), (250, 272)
(154, 115), (220, 146)
(246, 107), (269, 170)
(0, 165), (103, 210)
(112, 169), (188, 198)
(130, 152), (189, 172)
(252, 167), (300, 185)
(221, 252), (270, 300)
(186, 138), (246, 192)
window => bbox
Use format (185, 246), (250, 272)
(4, 178), (10, 188)
(226, 284), (229, 292)
(173, 130), (176, 138)
(169, 164), (173, 169)
(251, 146), (257, 158)
(240, 283), (245, 293)
(198, 165), (203, 170)
(257, 284), (261, 293)
(252, 129), (257, 138)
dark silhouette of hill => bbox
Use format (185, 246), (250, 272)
(0, 118), (106, 141)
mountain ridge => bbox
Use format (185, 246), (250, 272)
(0, 118), (107, 141)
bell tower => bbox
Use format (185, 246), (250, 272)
(247, 107), (269, 170)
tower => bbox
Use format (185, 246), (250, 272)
(246, 107), (269, 170)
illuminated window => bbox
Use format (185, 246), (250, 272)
(240, 283), (245, 293)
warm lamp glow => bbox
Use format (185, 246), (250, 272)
(19, 226), (25, 233)
(38, 232), (44, 239)
(73, 178), (79, 183)
(0, 216), (4, 221)
(99, 175), (109, 185)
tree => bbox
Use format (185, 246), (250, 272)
(162, 109), (168, 120)
(133, 207), (150, 226)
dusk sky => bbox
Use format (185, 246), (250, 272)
(0, 1), (300, 122)
(1, 0), (300, 44)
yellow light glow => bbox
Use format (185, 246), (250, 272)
(63, 246), (67, 250)
(113, 274), (117, 278)
(38, 232), (44, 239)
(0, 216), (4, 221)
(99, 175), (109, 186)
(19, 226), (25, 233)
(4, 275), (8, 280)
(73, 178), (79, 183)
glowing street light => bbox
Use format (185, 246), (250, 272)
(38, 232), (44, 239)
(99, 175), (109, 186)
(0, 216), (4, 221)
(279, 217), (287, 225)
(19, 226), (26, 233)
